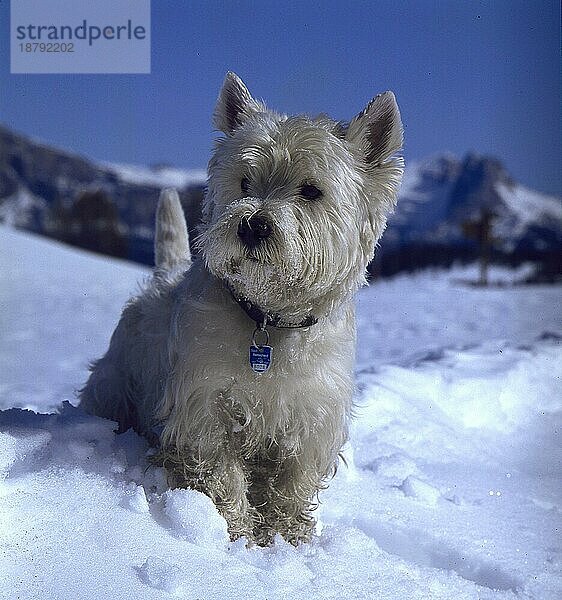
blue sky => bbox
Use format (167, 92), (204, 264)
(1, 0), (560, 195)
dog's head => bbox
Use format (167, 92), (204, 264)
(198, 72), (403, 321)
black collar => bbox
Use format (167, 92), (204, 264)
(226, 284), (318, 329)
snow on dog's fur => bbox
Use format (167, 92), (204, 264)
(80, 72), (403, 545)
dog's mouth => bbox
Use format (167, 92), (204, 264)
(228, 255), (267, 275)
(241, 249), (270, 265)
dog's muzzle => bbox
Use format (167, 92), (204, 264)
(237, 214), (272, 248)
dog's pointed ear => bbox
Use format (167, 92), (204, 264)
(214, 72), (263, 134)
(346, 91), (403, 166)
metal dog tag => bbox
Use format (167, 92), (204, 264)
(250, 324), (272, 373)
(249, 344), (273, 373)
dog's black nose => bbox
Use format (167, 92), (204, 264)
(237, 215), (272, 247)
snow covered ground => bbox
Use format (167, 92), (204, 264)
(1, 226), (560, 599)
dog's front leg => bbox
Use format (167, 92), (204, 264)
(197, 452), (257, 541)
(156, 439), (257, 542)
(248, 443), (333, 546)
(256, 456), (322, 546)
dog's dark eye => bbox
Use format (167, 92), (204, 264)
(299, 184), (322, 201)
(241, 177), (250, 194)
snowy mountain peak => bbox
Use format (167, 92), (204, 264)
(379, 151), (561, 277)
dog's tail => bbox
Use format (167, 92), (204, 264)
(154, 188), (191, 274)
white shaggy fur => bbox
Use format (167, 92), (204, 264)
(80, 72), (403, 545)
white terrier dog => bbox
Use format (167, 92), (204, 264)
(80, 72), (403, 545)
